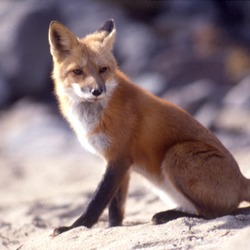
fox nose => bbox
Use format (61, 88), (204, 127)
(91, 88), (103, 97)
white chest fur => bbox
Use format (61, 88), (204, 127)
(66, 102), (109, 155)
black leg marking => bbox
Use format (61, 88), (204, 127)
(52, 160), (130, 236)
(52, 226), (73, 237)
(108, 196), (123, 227)
(152, 209), (202, 225)
(231, 207), (250, 216)
(108, 173), (130, 227)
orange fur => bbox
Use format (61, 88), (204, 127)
(49, 20), (250, 235)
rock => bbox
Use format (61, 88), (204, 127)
(154, 53), (230, 89)
(194, 102), (219, 128)
(115, 22), (159, 76)
(0, 0), (250, 107)
(216, 129), (250, 151)
(0, 73), (11, 107)
(215, 76), (250, 134)
(58, 0), (125, 36)
(223, 76), (250, 108)
(213, 76), (250, 149)
(215, 108), (250, 135)
(0, 0), (61, 101)
(162, 79), (222, 114)
(133, 72), (167, 95)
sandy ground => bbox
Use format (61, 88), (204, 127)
(0, 101), (250, 250)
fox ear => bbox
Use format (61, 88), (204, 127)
(48, 21), (78, 55)
(97, 19), (116, 50)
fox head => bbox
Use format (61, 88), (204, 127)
(49, 19), (117, 103)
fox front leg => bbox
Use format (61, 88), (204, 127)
(52, 160), (130, 236)
(108, 172), (130, 227)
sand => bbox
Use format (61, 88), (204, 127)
(0, 101), (250, 250)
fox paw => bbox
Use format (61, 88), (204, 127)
(52, 226), (73, 237)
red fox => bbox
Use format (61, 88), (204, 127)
(48, 19), (250, 236)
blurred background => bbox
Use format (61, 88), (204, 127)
(0, 0), (250, 144)
(1, 0), (250, 248)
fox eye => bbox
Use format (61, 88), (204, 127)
(72, 69), (83, 75)
(99, 67), (108, 74)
